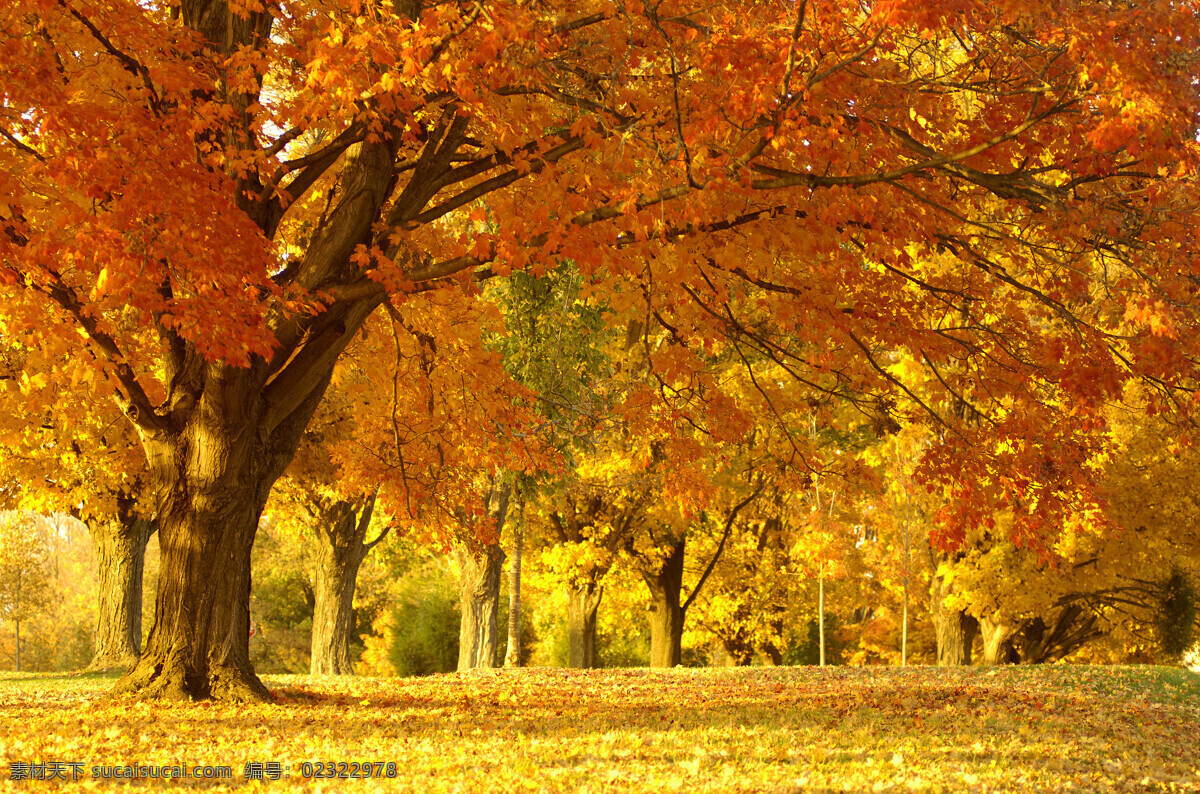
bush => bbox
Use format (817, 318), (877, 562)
(1158, 570), (1197, 662)
(388, 570), (460, 677)
(783, 616), (848, 666)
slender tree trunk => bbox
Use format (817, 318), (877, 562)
(310, 493), (379, 675)
(565, 581), (603, 668)
(818, 567), (826, 667)
(504, 497), (523, 668)
(644, 537), (686, 668)
(14, 616), (20, 673)
(88, 514), (155, 670)
(761, 612), (785, 666)
(930, 576), (978, 666)
(901, 487), (912, 668)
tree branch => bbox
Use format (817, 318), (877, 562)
(683, 479), (765, 614)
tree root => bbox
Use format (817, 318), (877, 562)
(111, 655), (272, 702)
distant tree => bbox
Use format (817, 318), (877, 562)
(0, 513), (54, 671)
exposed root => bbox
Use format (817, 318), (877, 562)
(111, 656), (271, 703)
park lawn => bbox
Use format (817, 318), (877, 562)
(1, 665), (1198, 792)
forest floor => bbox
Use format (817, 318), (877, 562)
(1, 665), (1198, 791)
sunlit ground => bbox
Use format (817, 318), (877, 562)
(1, 665), (1198, 791)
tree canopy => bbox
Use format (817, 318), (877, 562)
(1, 0), (1198, 698)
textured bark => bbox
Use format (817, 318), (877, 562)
(644, 537), (686, 668)
(114, 363), (336, 701)
(455, 543), (504, 670)
(88, 512), (156, 670)
(310, 492), (381, 675)
(565, 581), (602, 669)
(931, 576), (978, 666)
(457, 477), (511, 670)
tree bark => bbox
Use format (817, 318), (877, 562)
(455, 543), (504, 670)
(503, 497), (524, 668)
(818, 568), (826, 667)
(457, 478), (511, 670)
(565, 581), (603, 668)
(931, 575), (978, 666)
(114, 365), (336, 701)
(310, 492), (381, 675)
(88, 513), (156, 670)
(644, 537), (686, 668)
(979, 616), (1017, 665)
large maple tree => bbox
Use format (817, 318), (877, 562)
(1, 0), (1197, 699)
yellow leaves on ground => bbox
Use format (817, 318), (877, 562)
(1, 666), (1198, 791)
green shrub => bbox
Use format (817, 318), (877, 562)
(783, 616), (847, 666)
(388, 572), (460, 677)
(1158, 570), (1197, 661)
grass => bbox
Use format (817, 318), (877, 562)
(1, 665), (1198, 791)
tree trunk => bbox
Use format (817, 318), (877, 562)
(1014, 605), (1100, 663)
(931, 575), (978, 666)
(645, 537), (686, 668)
(721, 633), (755, 666)
(457, 479), (510, 670)
(565, 581), (603, 668)
(114, 369), (333, 702)
(818, 568), (826, 667)
(88, 514), (156, 670)
(310, 493), (380, 675)
(504, 500), (523, 669)
(717, 599), (757, 666)
(456, 543), (504, 670)
(979, 616), (1017, 665)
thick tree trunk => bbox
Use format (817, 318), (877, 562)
(114, 367), (333, 701)
(931, 576), (978, 666)
(310, 493), (379, 675)
(115, 484), (266, 700)
(979, 616), (1017, 665)
(88, 514), (156, 670)
(645, 537), (686, 668)
(457, 479), (510, 670)
(565, 581), (603, 668)
(456, 543), (504, 670)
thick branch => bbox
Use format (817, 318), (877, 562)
(37, 277), (164, 436)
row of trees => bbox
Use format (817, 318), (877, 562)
(4, 327), (1195, 675)
(1, 0), (1199, 698)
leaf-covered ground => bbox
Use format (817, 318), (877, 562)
(2, 665), (1198, 791)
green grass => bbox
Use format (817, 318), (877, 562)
(1, 665), (1197, 791)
